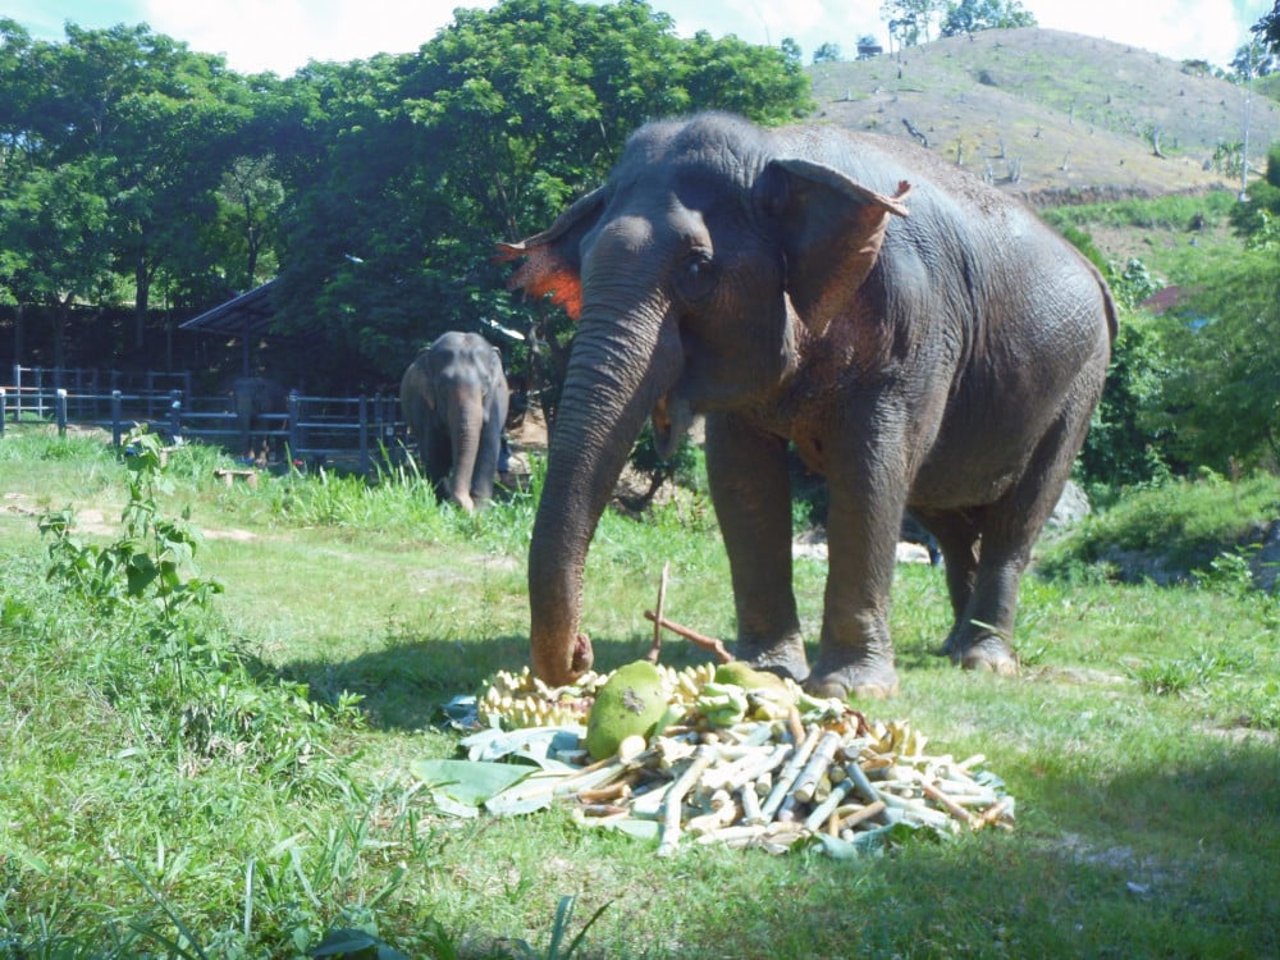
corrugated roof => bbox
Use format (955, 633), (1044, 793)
(180, 278), (280, 338)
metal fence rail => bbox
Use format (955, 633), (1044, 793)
(0, 380), (407, 473)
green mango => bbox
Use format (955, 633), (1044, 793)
(584, 660), (669, 760)
(714, 661), (794, 698)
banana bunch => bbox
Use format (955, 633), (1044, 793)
(477, 667), (607, 729)
(477, 662), (720, 730)
(657, 662), (719, 706)
(694, 682), (751, 727)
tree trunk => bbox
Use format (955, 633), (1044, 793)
(135, 258), (151, 350)
(13, 302), (24, 365)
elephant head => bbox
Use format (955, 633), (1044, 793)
(498, 114), (909, 685)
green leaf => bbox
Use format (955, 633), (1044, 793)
(310, 928), (409, 959)
(410, 758), (535, 807)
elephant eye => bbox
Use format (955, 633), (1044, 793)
(675, 250), (719, 303)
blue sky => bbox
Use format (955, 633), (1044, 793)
(6, 0), (1272, 76)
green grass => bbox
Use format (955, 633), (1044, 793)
(2, 424), (1279, 958)
(1041, 190), (1238, 233)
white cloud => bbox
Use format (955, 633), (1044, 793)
(141, 0), (479, 74)
(25, 0), (1271, 75)
(1025, 0), (1267, 67)
(585, 0), (1268, 72)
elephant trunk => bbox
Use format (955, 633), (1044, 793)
(528, 300), (679, 685)
(447, 383), (484, 511)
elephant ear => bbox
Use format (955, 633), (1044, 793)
(495, 186), (609, 321)
(755, 158), (910, 337)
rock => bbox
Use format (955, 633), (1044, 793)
(896, 542), (933, 564)
(1046, 480), (1092, 532)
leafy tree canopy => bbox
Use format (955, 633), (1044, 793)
(271, 0), (813, 390)
(813, 42), (842, 64)
(939, 0), (1037, 39)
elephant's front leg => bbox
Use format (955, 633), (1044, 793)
(807, 426), (907, 700)
(705, 413), (809, 683)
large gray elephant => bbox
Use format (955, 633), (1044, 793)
(499, 112), (1115, 698)
(400, 331), (510, 512)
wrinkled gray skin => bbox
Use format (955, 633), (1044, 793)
(400, 331), (510, 512)
(500, 113), (1115, 697)
(229, 376), (287, 457)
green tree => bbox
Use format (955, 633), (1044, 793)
(940, 0), (1037, 39)
(0, 159), (116, 368)
(273, 0), (812, 392)
(881, 0), (945, 48)
(1229, 141), (1280, 241)
(1255, 3), (1279, 53)
(812, 42), (842, 64)
(1078, 312), (1174, 491)
(51, 24), (262, 347)
(1160, 249), (1280, 470)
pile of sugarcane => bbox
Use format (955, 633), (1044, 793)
(475, 664), (1014, 857)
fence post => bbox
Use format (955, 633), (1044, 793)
(11, 365), (19, 420)
(111, 390), (123, 446)
(0, 387), (6, 437)
(34, 367), (44, 419)
(288, 390), (301, 466)
(56, 388), (68, 436)
(169, 389), (182, 442)
(358, 395), (369, 474)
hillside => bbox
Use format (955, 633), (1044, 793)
(807, 28), (1280, 202)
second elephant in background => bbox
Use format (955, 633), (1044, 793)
(400, 331), (510, 511)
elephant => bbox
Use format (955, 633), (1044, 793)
(228, 376), (288, 460)
(400, 331), (510, 512)
(498, 112), (1115, 698)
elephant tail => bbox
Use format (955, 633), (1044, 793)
(1098, 275), (1118, 343)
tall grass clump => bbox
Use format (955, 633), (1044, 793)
(30, 427), (363, 776)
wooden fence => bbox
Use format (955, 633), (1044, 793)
(1, 365), (406, 473)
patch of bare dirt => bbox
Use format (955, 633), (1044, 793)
(3, 490), (256, 541)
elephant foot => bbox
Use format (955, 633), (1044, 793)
(951, 634), (1019, 677)
(449, 492), (476, 512)
(805, 654), (900, 701)
(736, 634), (810, 684)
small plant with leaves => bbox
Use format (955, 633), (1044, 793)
(39, 425), (223, 619)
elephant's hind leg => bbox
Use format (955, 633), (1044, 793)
(910, 508), (982, 658)
(951, 405), (1095, 675)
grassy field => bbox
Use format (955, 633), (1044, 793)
(2, 426), (1278, 959)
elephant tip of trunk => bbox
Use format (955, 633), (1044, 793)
(532, 632), (595, 686)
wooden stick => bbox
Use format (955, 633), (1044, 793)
(645, 562), (670, 664)
(921, 781), (979, 828)
(643, 611), (734, 664)
(657, 744), (716, 858)
(975, 797), (1013, 829)
(837, 799), (886, 831)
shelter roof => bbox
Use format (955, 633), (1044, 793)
(180, 279), (281, 339)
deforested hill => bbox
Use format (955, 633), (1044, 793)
(806, 27), (1280, 204)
